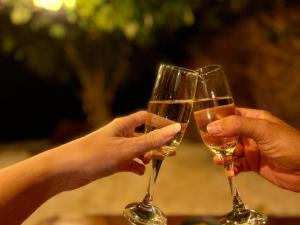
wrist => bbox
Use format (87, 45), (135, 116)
(43, 139), (92, 192)
(30, 149), (69, 196)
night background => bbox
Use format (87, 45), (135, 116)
(1, 0), (300, 143)
(1, 1), (300, 224)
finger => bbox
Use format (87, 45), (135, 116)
(212, 142), (243, 165)
(206, 115), (274, 142)
(121, 160), (146, 175)
(138, 154), (151, 164)
(236, 108), (268, 118)
(134, 132), (144, 137)
(233, 142), (244, 157)
(236, 108), (283, 125)
(233, 157), (251, 174)
(143, 152), (153, 162)
(116, 111), (148, 131)
(142, 150), (176, 161)
(166, 150), (176, 157)
(213, 153), (245, 166)
(138, 149), (168, 161)
(131, 123), (181, 156)
(213, 155), (222, 165)
(150, 150), (166, 160)
(212, 154), (249, 176)
(147, 112), (176, 128)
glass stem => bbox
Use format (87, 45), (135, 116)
(223, 157), (248, 215)
(138, 159), (163, 211)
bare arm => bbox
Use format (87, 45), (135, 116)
(0, 111), (181, 225)
(0, 151), (63, 225)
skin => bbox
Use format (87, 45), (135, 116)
(0, 111), (181, 225)
(207, 108), (300, 192)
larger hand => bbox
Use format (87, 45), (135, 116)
(207, 108), (300, 192)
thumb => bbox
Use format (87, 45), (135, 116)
(131, 123), (181, 156)
(206, 115), (271, 141)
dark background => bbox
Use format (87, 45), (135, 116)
(1, 0), (300, 142)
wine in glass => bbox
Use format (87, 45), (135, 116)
(193, 65), (267, 225)
(123, 64), (198, 225)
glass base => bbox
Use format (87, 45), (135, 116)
(219, 209), (267, 225)
(123, 202), (167, 225)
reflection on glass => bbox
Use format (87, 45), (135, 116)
(123, 64), (197, 225)
(193, 65), (267, 225)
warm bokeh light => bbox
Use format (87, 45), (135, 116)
(33, 0), (63, 11)
(64, 0), (76, 9)
(33, 0), (76, 11)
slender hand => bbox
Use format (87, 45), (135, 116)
(207, 108), (300, 192)
(0, 111), (181, 225)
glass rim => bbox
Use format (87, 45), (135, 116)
(159, 63), (197, 75)
(196, 64), (223, 76)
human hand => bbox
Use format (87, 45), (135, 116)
(207, 108), (300, 192)
(48, 111), (181, 191)
(0, 111), (181, 225)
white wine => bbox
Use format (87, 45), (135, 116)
(193, 96), (237, 158)
(146, 99), (194, 156)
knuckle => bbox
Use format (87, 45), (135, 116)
(225, 115), (241, 130)
(126, 111), (147, 126)
(220, 115), (243, 136)
(259, 110), (272, 119)
(146, 132), (160, 147)
(112, 117), (121, 124)
(137, 110), (147, 116)
(133, 110), (147, 119)
(254, 119), (272, 141)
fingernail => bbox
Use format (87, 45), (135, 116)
(170, 123), (181, 133)
(207, 121), (223, 135)
(138, 167), (145, 175)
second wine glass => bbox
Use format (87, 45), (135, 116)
(193, 65), (267, 225)
(123, 64), (198, 225)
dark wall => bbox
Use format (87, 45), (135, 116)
(0, 55), (85, 141)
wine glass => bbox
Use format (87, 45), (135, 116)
(123, 64), (198, 225)
(193, 65), (267, 225)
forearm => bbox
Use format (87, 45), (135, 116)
(0, 150), (67, 225)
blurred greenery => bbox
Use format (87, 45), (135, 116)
(0, 0), (294, 128)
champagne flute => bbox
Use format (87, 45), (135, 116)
(193, 65), (267, 225)
(123, 64), (198, 225)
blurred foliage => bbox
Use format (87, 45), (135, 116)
(0, 0), (204, 79)
(0, 0), (294, 126)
